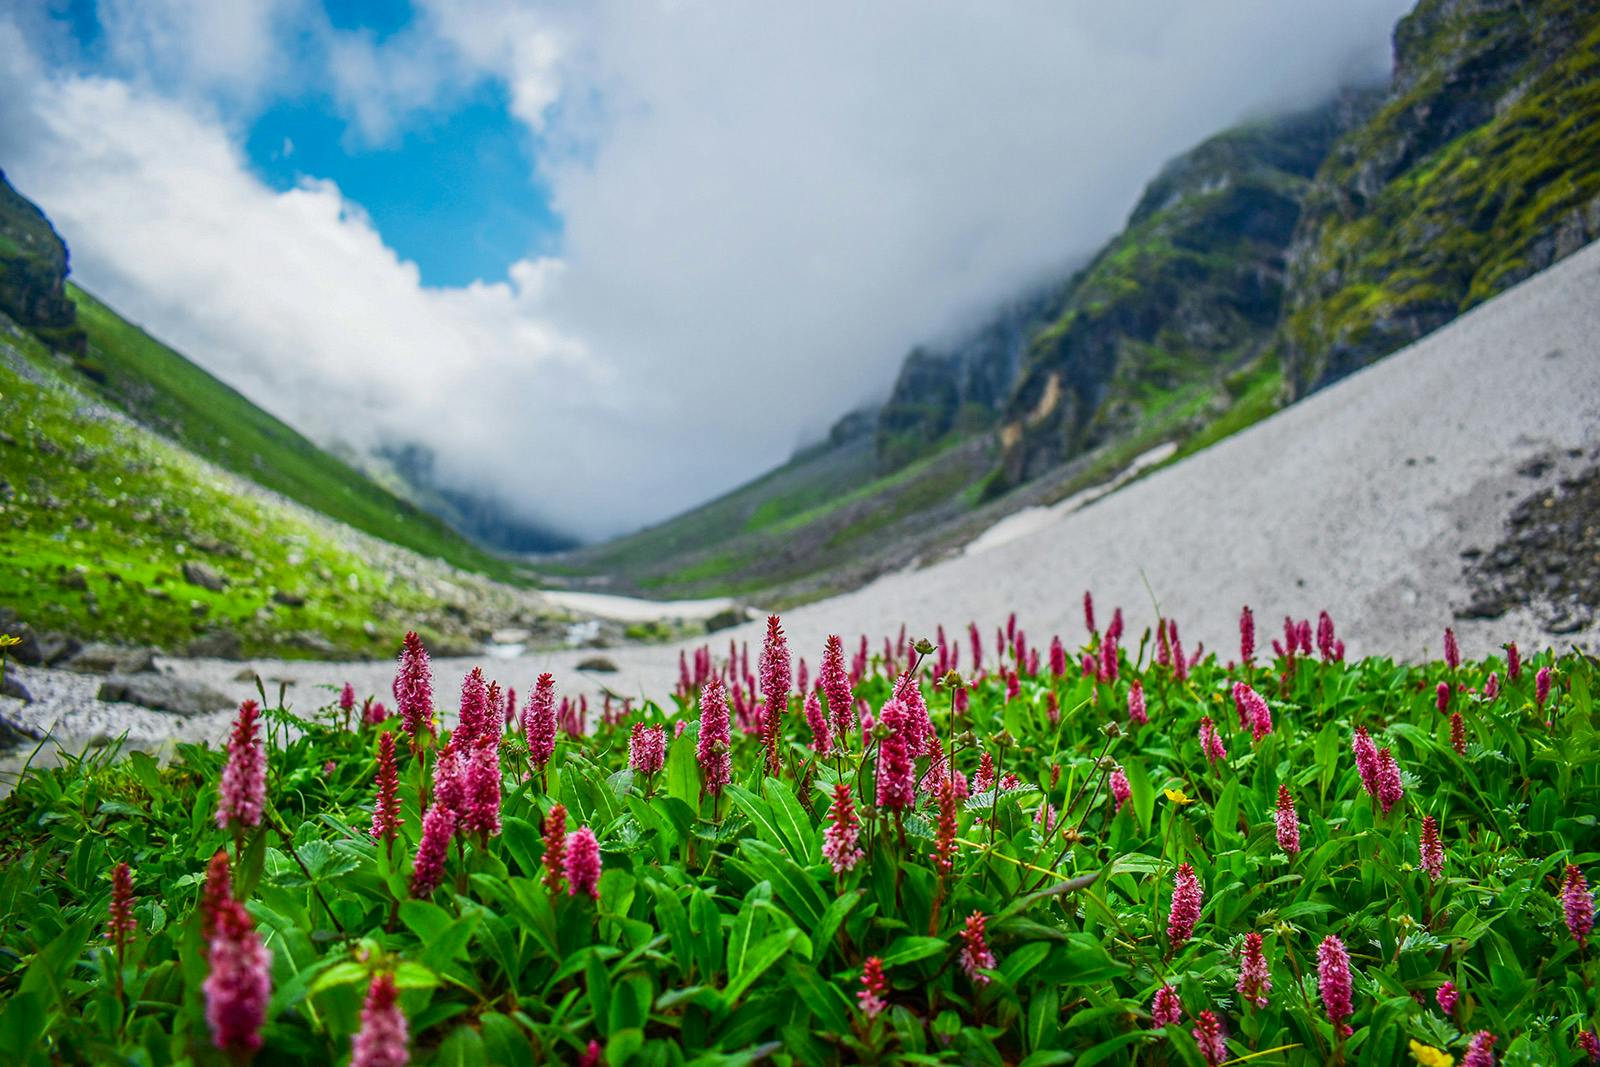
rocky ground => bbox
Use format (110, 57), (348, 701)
(1459, 458), (1600, 636)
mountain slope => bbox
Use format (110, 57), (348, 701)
(1280, 0), (1600, 392)
(996, 96), (1370, 485)
(0, 316), (554, 658)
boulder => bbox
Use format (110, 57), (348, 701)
(271, 589), (307, 607)
(181, 561), (227, 592)
(186, 630), (244, 660)
(63, 643), (158, 675)
(705, 609), (744, 633)
(1, 672), (32, 703)
(0, 710), (41, 749)
(577, 656), (619, 673)
(36, 632), (82, 666)
(97, 674), (231, 717)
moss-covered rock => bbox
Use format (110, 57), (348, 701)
(0, 170), (85, 357)
(1280, 0), (1600, 394)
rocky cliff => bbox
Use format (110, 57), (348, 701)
(0, 170), (85, 357)
(1280, 0), (1600, 393)
(995, 97), (1371, 486)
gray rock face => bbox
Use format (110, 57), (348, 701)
(181, 561), (227, 592)
(63, 643), (158, 675)
(576, 656), (620, 673)
(97, 674), (231, 716)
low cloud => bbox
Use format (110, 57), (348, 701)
(1, 1), (1411, 540)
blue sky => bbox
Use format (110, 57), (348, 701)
(50, 0), (560, 288)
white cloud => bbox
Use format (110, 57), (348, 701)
(94, 0), (307, 109)
(1, 1), (1414, 540)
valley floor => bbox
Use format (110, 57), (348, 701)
(5, 239), (1600, 772)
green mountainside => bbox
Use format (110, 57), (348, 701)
(1280, 0), (1600, 392)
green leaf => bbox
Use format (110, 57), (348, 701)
(723, 928), (799, 1005)
(878, 935), (947, 967)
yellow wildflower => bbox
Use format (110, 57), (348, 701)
(1409, 1039), (1453, 1067)
(0, 634), (20, 648)
(1164, 788), (1193, 806)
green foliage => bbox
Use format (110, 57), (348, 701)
(2, 623), (1596, 1064)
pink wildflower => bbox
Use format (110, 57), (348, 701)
(1436, 681), (1451, 714)
(1352, 726), (1380, 796)
(1443, 627), (1461, 670)
(579, 1040), (603, 1067)
(456, 668), (490, 744)
(340, 682), (356, 714)
(973, 752), (996, 793)
(409, 803), (455, 897)
(363, 699), (389, 726)
(1275, 785), (1301, 855)
(432, 739), (466, 819)
(758, 615), (792, 776)
(1485, 672), (1500, 699)
(1101, 631), (1119, 683)
(1151, 984), (1183, 1027)
(931, 777), (959, 875)
(1239, 605), (1255, 665)
(1462, 1032), (1497, 1067)
(1081, 652), (1099, 681)
(1376, 746), (1404, 814)
(1317, 611), (1336, 661)
(523, 673), (556, 769)
(1083, 590), (1097, 636)
(1451, 712), (1467, 755)
(107, 861), (136, 951)
(875, 698), (916, 812)
(1436, 981), (1457, 1014)
(1506, 642), (1521, 680)
(1420, 815), (1444, 880)
(858, 957), (888, 1020)
(201, 851), (232, 939)
(1577, 1030), (1599, 1063)
(1237, 932), (1271, 1007)
(216, 700), (266, 832)
(1107, 607), (1124, 641)
(541, 804), (567, 896)
(697, 677), (732, 796)
(1316, 934), (1353, 1036)
(1235, 683), (1272, 742)
(204, 899), (272, 1054)
(1536, 666), (1552, 710)
(370, 732), (403, 844)
(1110, 765), (1131, 814)
(564, 827), (602, 900)
(1199, 716), (1227, 765)
(1168, 864), (1203, 947)
(395, 632), (435, 746)
(1050, 635), (1067, 677)
(351, 973), (409, 1067)
(1192, 1009), (1228, 1066)
(1128, 680), (1148, 726)
(823, 782), (864, 875)
(959, 911), (996, 985)
(629, 723), (666, 776)
(820, 635), (853, 746)
(460, 736), (502, 837)
(1563, 864), (1594, 948)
